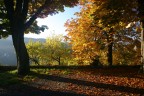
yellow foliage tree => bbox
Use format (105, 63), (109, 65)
(65, 0), (141, 66)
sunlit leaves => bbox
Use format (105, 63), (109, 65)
(26, 34), (74, 65)
(44, 34), (72, 65)
(65, 0), (102, 64)
(26, 40), (43, 65)
(65, 0), (141, 65)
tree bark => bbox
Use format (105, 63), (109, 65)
(4, 0), (30, 75)
(12, 23), (30, 75)
(140, 20), (144, 73)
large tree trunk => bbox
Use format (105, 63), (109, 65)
(12, 26), (30, 75)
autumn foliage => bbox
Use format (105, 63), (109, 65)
(65, 0), (141, 66)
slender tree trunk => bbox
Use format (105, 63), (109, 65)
(58, 57), (61, 65)
(106, 28), (113, 67)
(140, 20), (144, 73)
(138, 0), (144, 73)
(12, 24), (30, 75)
(107, 42), (113, 67)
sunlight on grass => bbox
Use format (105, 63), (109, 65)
(22, 75), (37, 82)
(30, 68), (50, 74)
(30, 68), (73, 75)
(62, 69), (72, 75)
(0, 68), (74, 87)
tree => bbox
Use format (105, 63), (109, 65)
(89, 0), (138, 66)
(1, 0), (78, 75)
(65, 6), (100, 65)
(96, 0), (143, 70)
(65, 0), (115, 66)
(26, 40), (43, 65)
(44, 34), (72, 65)
(113, 23), (141, 65)
(26, 34), (72, 66)
(65, 0), (141, 67)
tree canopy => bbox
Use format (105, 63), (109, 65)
(0, 0), (78, 37)
(26, 34), (73, 66)
(0, 0), (78, 75)
(65, 0), (141, 66)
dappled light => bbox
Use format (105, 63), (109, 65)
(0, 66), (144, 95)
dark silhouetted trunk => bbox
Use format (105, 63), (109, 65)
(106, 28), (113, 67)
(58, 57), (61, 65)
(4, 0), (30, 75)
(12, 23), (30, 75)
(107, 42), (113, 67)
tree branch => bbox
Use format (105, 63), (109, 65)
(24, 5), (45, 31)
(22, 0), (29, 21)
(24, 0), (77, 31)
(24, 0), (53, 31)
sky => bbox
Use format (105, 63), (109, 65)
(24, 6), (80, 39)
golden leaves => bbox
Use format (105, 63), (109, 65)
(65, 0), (141, 65)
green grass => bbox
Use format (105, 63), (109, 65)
(0, 70), (21, 86)
(0, 68), (49, 86)
(30, 68), (50, 74)
(62, 69), (72, 75)
(0, 69), (38, 86)
(30, 68), (72, 75)
(0, 68), (73, 86)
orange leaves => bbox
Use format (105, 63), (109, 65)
(65, 0), (140, 66)
(4, 66), (143, 95)
(64, 0), (106, 64)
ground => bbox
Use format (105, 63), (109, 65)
(0, 66), (144, 96)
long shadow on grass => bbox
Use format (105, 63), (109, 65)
(31, 65), (143, 79)
(1, 84), (85, 96)
(31, 71), (144, 95)
(0, 72), (85, 96)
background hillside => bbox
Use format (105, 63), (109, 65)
(0, 36), (45, 66)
